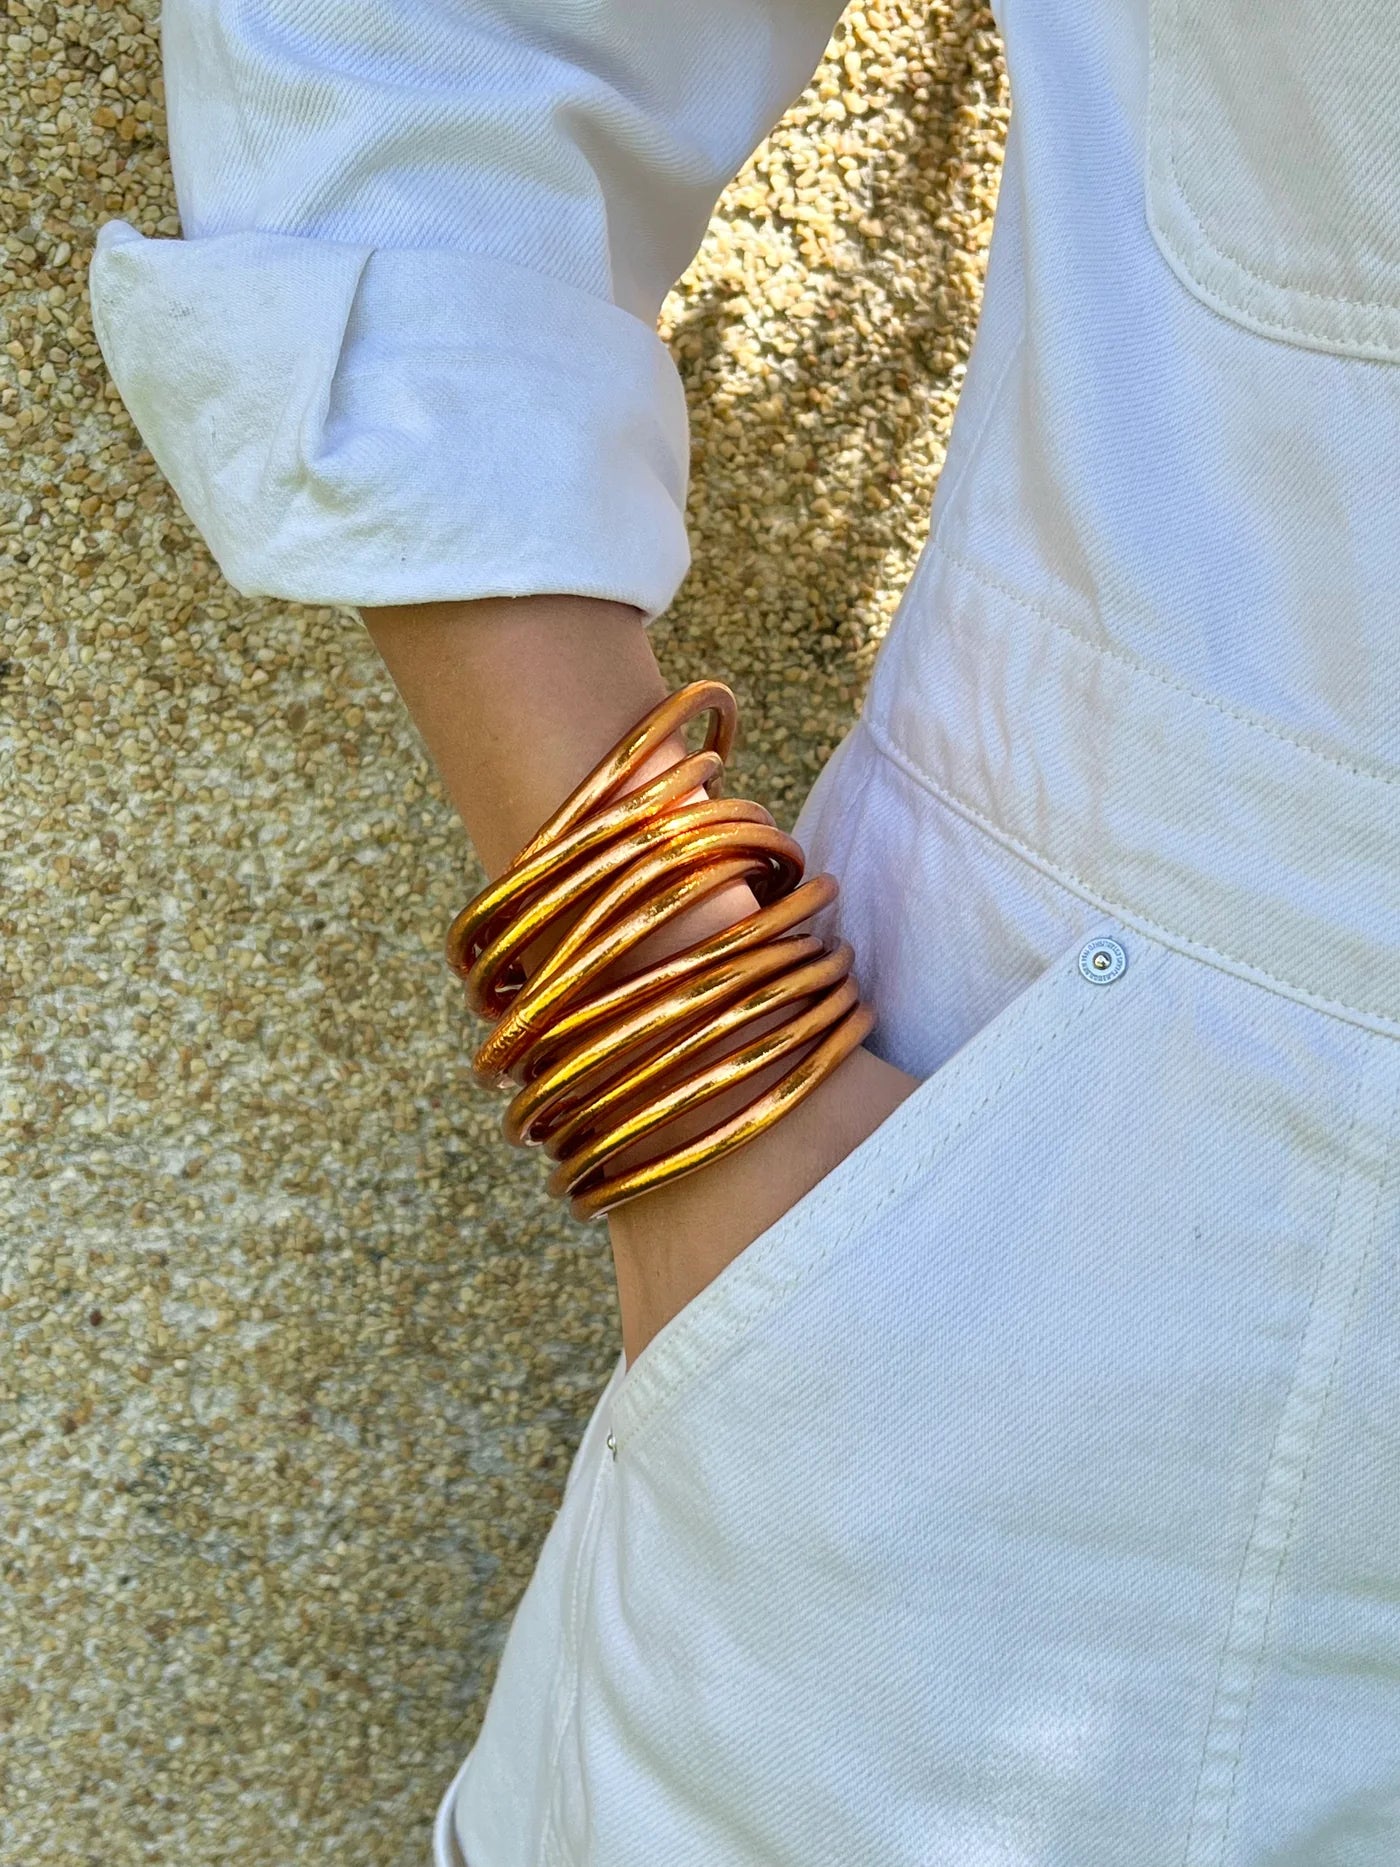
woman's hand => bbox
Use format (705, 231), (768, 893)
(361, 592), (917, 1365)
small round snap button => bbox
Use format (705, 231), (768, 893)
(1078, 936), (1127, 985)
(606, 1431), (617, 1460)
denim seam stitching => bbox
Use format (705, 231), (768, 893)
(868, 715), (1086, 952)
(861, 708), (1400, 1031)
(930, 540), (1400, 785)
(1156, 0), (1400, 323)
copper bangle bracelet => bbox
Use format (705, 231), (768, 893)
(444, 680), (875, 1220)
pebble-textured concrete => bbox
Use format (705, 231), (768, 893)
(1, 4), (1006, 1860)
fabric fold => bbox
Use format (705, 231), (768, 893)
(89, 222), (692, 615)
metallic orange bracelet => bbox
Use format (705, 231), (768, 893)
(444, 681), (875, 1220)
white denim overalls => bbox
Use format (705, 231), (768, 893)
(91, 2), (1400, 1861)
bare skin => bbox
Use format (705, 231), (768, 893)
(360, 593), (917, 1365)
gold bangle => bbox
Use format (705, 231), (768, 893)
(557, 998), (875, 1219)
(468, 810), (803, 1081)
(541, 947), (861, 1169)
(444, 681), (873, 1220)
(515, 872), (840, 1085)
(501, 931), (829, 1147)
(444, 747), (725, 1014)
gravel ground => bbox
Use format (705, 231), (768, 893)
(1, 4), (1006, 1860)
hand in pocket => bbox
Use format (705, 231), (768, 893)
(607, 1041), (918, 1365)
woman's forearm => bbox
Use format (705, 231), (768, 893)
(360, 593), (672, 879)
(362, 592), (763, 1001)
(361, 594), (917, 1363)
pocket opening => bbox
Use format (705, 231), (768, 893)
(610, 918), (1169, 1452)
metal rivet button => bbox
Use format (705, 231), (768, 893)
(1078, 936), (1127, 985)
(606, 1431), (617, 1459)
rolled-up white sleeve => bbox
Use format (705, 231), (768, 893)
(88, 0), (846, 616)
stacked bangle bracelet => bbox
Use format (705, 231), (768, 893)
(444, 681), (874, 1220)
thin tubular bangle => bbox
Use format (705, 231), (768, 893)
(517, 873), (841, 1083)
(514, 680), (738, 857)
(471, 829), (802, 1086)
(501, 933), (828, 1147)
(444, 747), (724, 1007)
(538, 943), (860, 1163)
(444, 681), (874, 1220)
(465, 802), (798, 1035)
(558, 1002), (876, 1219)
(548, 973), (864, 1195)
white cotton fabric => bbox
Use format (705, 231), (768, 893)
(88, 0), (1400, 1861)
(1146, 0), (1400, 361)
(88, 0), (844, 614)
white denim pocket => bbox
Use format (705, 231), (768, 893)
(554, 935), (1385, 1866)
(1147, 0), (1400, 361)
(609, 915), (1168, 1455)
